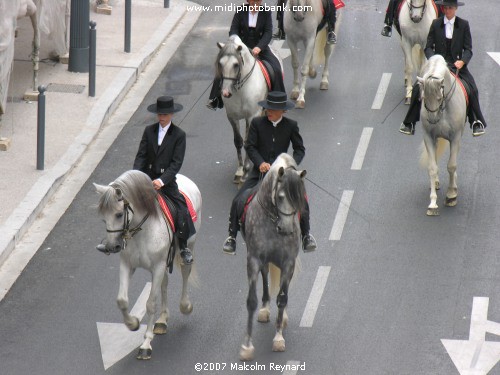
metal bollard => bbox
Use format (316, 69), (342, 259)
(37, 85), (46, 171)
(164, 0), (169, 8)
(125, 0), (131, 53)
(89, 21), (97, 97)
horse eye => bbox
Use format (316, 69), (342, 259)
(233, 62), (239, 69)
(116, 212), (123, 219)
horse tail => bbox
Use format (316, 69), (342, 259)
(269, 258), (302, 297)
(312, 27), (326, 66)
(419, 138), (448, 169)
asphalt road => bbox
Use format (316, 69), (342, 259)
(1, 0), (500, 374)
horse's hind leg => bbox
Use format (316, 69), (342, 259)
(258, 264), (270, 323)
(424, 136), (439, 216)
(153, 270), (169, 335)
(117, 262), (139, 331)
(445, 139), (460, 207)
(289, 41), (301, 100)
(240, 257), (259, 361)
(320, 43), (333, 90)
(273, 261), (294, 352)
(137, 263), (166, 360)
(296, 40), (316, 109)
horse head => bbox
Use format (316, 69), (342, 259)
(216, 35), (250, 98)
(288, 0), (310, 22)
(408, 0), (427, 23)
(418, 55), (450, 125)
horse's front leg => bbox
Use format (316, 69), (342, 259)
(117, 260), (138, 330)
(445, 138), (460, 207)
(153, 269), (169, 335)
(179, 260), (193, 315)
(401, 38), (414, 104)
(424, 136), (439, 216)
(137, 263), (166, 360)
(228, 116), (244, 184)
(273, 261), (294, 352)
(296, 39), (315, 109)
(289, 41), (301, 101)
(320, 43), (334, 90)
(240, 257), (260, 361)
(257, 264), (270, 323)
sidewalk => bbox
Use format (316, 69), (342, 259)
(0, 0), (201, 268)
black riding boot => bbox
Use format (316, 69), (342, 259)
(178, 238), (193, 265)
(325, 0), (337, 44)
(400, 83), (420, 135)
(206, 78), (224, 110)
(222, 206), (239, 254)
(381, 0), (397, 37)
(300, 201), (317, 252)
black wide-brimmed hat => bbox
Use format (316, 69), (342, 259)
(147, 96), (183, 114)
(258, 91), (295, 110)
(435, 0), (464, 6)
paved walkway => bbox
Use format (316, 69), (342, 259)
(0, 0), (201, 267)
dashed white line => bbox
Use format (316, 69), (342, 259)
(299, 266), (331, 328)
(487, 52), (500, 67)
(351, 127), (373, 170)
(283, 361), (302, 375)
(371, 73), (392, 109)
(329, 190), (354, 241)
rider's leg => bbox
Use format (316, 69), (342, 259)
(381, 0), (397, 37)
(206, 77), (224, 110)
(300, 200), (317, 252)
(459, 71), (487, 136)
(400, 83), (421, 135)
(273, 0), (287, 39)
(326, 0), (337, 44)
(260, 49), (286, 93)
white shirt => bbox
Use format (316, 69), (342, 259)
(271, 116), (283, 128)
(444, 16), (455, 39)
(158, 122), (171, 146)
(248, 11), (259, 28)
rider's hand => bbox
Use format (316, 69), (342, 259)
(259, 162), (271, 173)
(153, 179), (162, 190)
(252, 47), (261, 57)
(454, 60), (465, 70)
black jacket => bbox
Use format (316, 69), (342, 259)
(229, 7), (273, 52)
(425, 16), (473, 71)
(133, 123), (186, 190)
(245, 116), (305, 172)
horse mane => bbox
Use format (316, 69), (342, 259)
(99, 170), (159, 219)
(214, 35), (248, 79)
(421, 55), (450, 96)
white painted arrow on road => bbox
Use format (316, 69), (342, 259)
(487, 52), (500, 67)
(97, 282), (151, 370)
(442, 297), (500, 374)
(271, 39), (291, 60)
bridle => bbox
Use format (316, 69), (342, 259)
(407, 0), (427, 23)
(220, 47), (257, 91)
(423, 73), (457, 124)
(105, 197), (150, 251)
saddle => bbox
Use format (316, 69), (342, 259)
(156, 190), (197, 232)
(256, 59), (274, 91)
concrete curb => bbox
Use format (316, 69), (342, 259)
(0, 1), (198, 268)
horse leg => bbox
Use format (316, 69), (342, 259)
(273, 261), (294, 352)
(296, 40), (315, 109)
(137, 263), (166, 360)
(424, 136), (439, 216)
(117, 261), (139, 331)
(289, 41), (301, 100)
(239, 257), (259, 361)
(320, 43), (333, 91)
(153, 270), (169, 335)
(257, 264), (270, 323)
(228, 117), (244, 184)
(445, 139), (460, 207)
(179, 260), (193, 315)
(401, 39), (414, 104)
(29, 12), (40, 92)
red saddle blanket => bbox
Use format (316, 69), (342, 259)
(156, 191), (198, 231)
(256, 60), (272, 90)
(450, 71), (469, 106)
(322, 0), (345, 16)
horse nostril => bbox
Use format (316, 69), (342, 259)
(114, 244), (122, 252)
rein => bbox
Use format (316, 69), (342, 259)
(106, 198), (150, 249)
(423, 71), (458, 124)
(407, 0), (427, 23)
(221, 47), (257, 91)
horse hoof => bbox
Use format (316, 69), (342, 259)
(239, 344), (255, 361)
(295, 100), (305, 109)
(405, 97), (411, 105)
(290, 91), (299, 100)
(426, 208), (439, 216)
(180, 301), (193, 315)
(320, 82), (328, 90)
(257, 308), (270, 323)
(272, 339), (286, 352)
(153, 322), (168, 335)
(309, 69), (317, 79)
(233, 175), (241, 184)
(445, 196), (457, 207)
(126, 317), (140, 331)
(136, 348), (152, 360)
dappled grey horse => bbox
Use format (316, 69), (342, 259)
(94, 170), (202, 360)
(239, 153), (307, 361)
(417, 55), (467, 216)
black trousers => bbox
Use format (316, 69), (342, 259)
(404, 67), (487, 128)
(160, 185), (196, 241)
(227, 169), (310, 237)
(384, 0), (399, 25)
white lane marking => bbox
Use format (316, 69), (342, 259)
(97, 283), (151, 370)
(487, 52), (500, 67)
(271, 39), (291, 60)
(442, 297), (500, 374)
(299, 266), (331, 328)
(351, 127), (373, 170)
(371, 73), (392, 109)
(283, 360), (302, 375)
(329, 190), (354, 241)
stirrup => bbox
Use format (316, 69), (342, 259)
(327, 30), (337, 44)
(399, 122), (415, 135)
(206, 98), (218, 111)
(222, 236), (236, 255)
(381, 24), (392, 37)
(472, 120), (485, 137)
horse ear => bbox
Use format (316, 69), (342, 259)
(94, 183), (107, 195)
(217, 42), (225, 49)
(299, 170), (307, 179)
(278, 167), (285, 178)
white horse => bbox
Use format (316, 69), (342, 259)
(215, 35), (276, 183)
(398, 0), (438, 104)
(418, 55), (467, 216)
(284, 0), (334, 109)
(94, 170), (202, 360)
